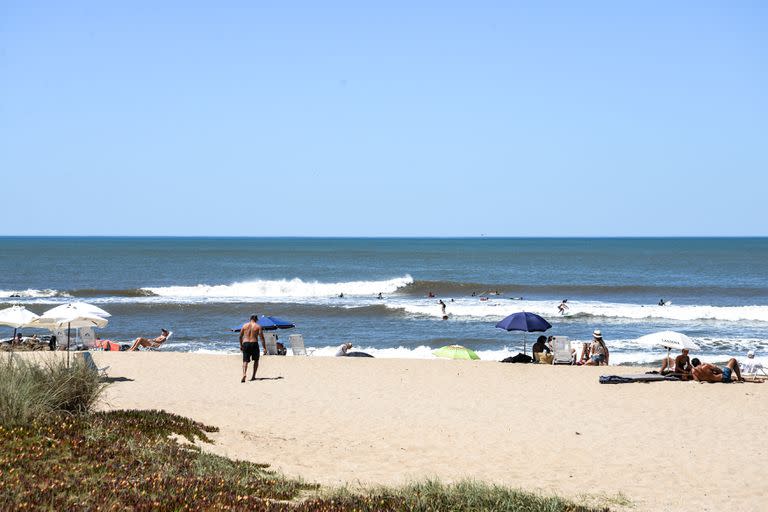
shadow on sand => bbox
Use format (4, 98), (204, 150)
(102, 376), (135, 383)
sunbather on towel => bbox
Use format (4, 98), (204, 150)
(691, 357), (744, 383)
(129, 329), (169, 351)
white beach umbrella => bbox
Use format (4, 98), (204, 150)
(42, 302), (111, 319)
(30, 313), (109, 330)
(637, 331), (700, 365)
(636, 331), (700, 351)
(31, 303), (110, 367)
(0, 305), (40, 349)
(0, 305), (40, 331)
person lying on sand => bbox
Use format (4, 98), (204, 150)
(691, 357), (744, 383)
(129, 329), (169, 351)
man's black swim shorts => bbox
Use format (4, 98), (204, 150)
(242, 342), (260, 362)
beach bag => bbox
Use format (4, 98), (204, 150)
(501, 353), (532, 364)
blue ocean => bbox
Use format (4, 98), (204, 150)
(2, 237), (767, 366)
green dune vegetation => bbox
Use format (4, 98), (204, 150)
(0, 356), (607, 511)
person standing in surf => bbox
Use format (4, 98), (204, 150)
(239, 315), (266, 382)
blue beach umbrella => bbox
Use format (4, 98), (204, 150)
(495, 311), (552, 356)
(259, 316), (295, 330)
(231, 315), (295, 332)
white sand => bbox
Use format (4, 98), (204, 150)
(86, 352), (766, 511)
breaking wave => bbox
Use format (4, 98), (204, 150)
(0, 289), (68, 299)
(143, 275), (414, 299)
(389, 299), (768, 323)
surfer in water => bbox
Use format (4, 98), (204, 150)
(558, 299), (569, 315)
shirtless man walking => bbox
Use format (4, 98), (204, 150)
(691, 357), (744, 383)
(239, 315), (266, 383)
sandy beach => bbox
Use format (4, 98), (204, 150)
(71, 352), (765, 512)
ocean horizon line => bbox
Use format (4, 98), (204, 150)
(2, 235), (768, 240)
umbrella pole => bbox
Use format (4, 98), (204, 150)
(67, 323), (71, 369)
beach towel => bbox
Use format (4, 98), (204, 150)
(600, 374), (681, 384)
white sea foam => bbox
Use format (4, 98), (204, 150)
(143, 275), (413, 299)
(389, 298), (768, 323)
(0, 288), (66, 299)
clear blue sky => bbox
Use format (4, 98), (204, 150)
(1, 1), (766, 236)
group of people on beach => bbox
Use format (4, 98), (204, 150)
(530, 330), (754, 382)
(532, 329), (609, 365)
(659, 347), (748, 383)
(105, 310), (764, 386)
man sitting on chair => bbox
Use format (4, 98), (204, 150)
(129, 329), (170, 351)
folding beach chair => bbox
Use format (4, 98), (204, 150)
(741, 361), (767, 381)
(288, 334), (312, 356)
(552, 336), (575, 365)
(80, 351), (110, 378)
(264, 332), (278, 355)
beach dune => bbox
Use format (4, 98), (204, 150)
(90, 352), (766, 512)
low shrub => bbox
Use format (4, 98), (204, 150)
(0, 356), (104, 427)
(323, 480), (606, 512)
(0, 410), (315, 511)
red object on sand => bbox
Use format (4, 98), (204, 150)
(94, 340), (122, 351)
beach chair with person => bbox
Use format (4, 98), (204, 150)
(147, 330), (172, 351)
(128, 329), (172, 351)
